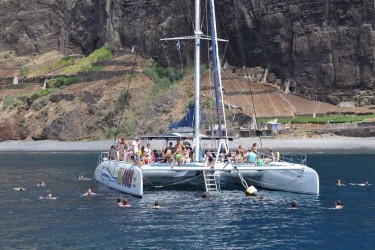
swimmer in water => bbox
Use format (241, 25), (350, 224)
(336, 179), (343, 186)
(153, 201), (161, 209)
(359, 181), (369, 186)
(37, 182), (46, 187)
(78, 175), (84, 181)
(290, 201), (297, 209)
(46, 193), (56, 200)
(335, 200), (343, 209)
(118, 198), (130, 207)
(83, 188), (96, 196)
(14, 187), (26, 191)
(202, 192), (208, 199)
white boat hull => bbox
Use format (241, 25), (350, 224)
(218, 162), (319, 195)
(94, 160), (144, 197)
(95, 157), (319, 196)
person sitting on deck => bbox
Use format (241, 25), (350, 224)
(183, 137), (193, 150)
(161, 142), (174, 163)
(142, 143), (152, 164)
(245, 148), (257, 164)
(251, 143), (257, 153)
(183, 148), (191, 164)
(206, 151), (214, 166)
(236, 145), (245, 157)
(264, 148), (276, 164)
(235, 151), (243, 163)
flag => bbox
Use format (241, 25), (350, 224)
(176, 41), (180, 51)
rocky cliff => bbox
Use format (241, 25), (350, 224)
(1, 0), (375, 101)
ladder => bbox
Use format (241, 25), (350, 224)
(203, 171), (221, 193)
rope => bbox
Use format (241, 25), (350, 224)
(112, 51), (138, 146)
(143, 173), (204, 190)
(233, 167), (249, 189)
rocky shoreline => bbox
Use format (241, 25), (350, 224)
(0, 136), (374, 153)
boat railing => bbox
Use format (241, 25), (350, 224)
(277, 153), (307, 165)
(97, 152), (108, 165)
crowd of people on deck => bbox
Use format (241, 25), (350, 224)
(107, 136), (194, 166)
(106, 136), (286, 167)
(220, 143), (280, 165)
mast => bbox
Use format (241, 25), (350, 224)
(208, 0), (229, 155)
(194, 0), (202, 162)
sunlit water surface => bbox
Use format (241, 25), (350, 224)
(0, 152), (374, 249)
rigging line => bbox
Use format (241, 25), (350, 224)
(162, 43), (171, 68)
(143, 173), (204, 190)
(215, 0), (229, 63)
(183, 0), (194, 32)
(112, 51), (139, 146)
(245, 67), (263, 149)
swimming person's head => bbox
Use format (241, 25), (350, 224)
(291, 201), (297, 208)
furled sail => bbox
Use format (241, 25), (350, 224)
(169, 105), (203, 130)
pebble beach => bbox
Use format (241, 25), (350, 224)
(0, 135), (374, 153)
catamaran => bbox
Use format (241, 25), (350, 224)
(94, 0), (319, 197)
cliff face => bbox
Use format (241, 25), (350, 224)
(1, 0), (375, 100)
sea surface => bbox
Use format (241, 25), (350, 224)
(0, 152), (374, 250)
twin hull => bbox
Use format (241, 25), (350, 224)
(94, 159), (319, 197)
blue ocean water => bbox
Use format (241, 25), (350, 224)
(0, 152), (374, 249)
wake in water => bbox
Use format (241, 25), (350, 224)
(349, 182), (371, 186)
(39, 193), (57, 200)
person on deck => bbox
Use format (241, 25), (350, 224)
(183, 137), (193, 150)
(142, 143), (152, 164)
(116, 138), (125, 161)
(130, 137), (141, 163)
(245, 148), (257, 164)
(236, 145), (245, 157)
(161, 142), (174, 162)
(183, 148), (191, 164)
(172, 139), (185, 165)
(264, 148), (276, 164)
(108, 145), (116, 160)
(206, 151), (214, 166)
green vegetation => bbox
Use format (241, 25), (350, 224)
(56, 56), (73, 67)
(84, 65), (103, 72)
(108, 119), (136, 137)
(2, 95), (15, 110)
(59, 46), (113, 75)
(143, 61), (184, 94)
(258, 114), (375, 124)
(46, 77), (77, 88)
(18, 118), (25, 126)
(116, 91), (131, 111)
(19, 67), (29, 78)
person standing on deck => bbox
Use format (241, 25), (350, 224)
(131, 137), (141, 163)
